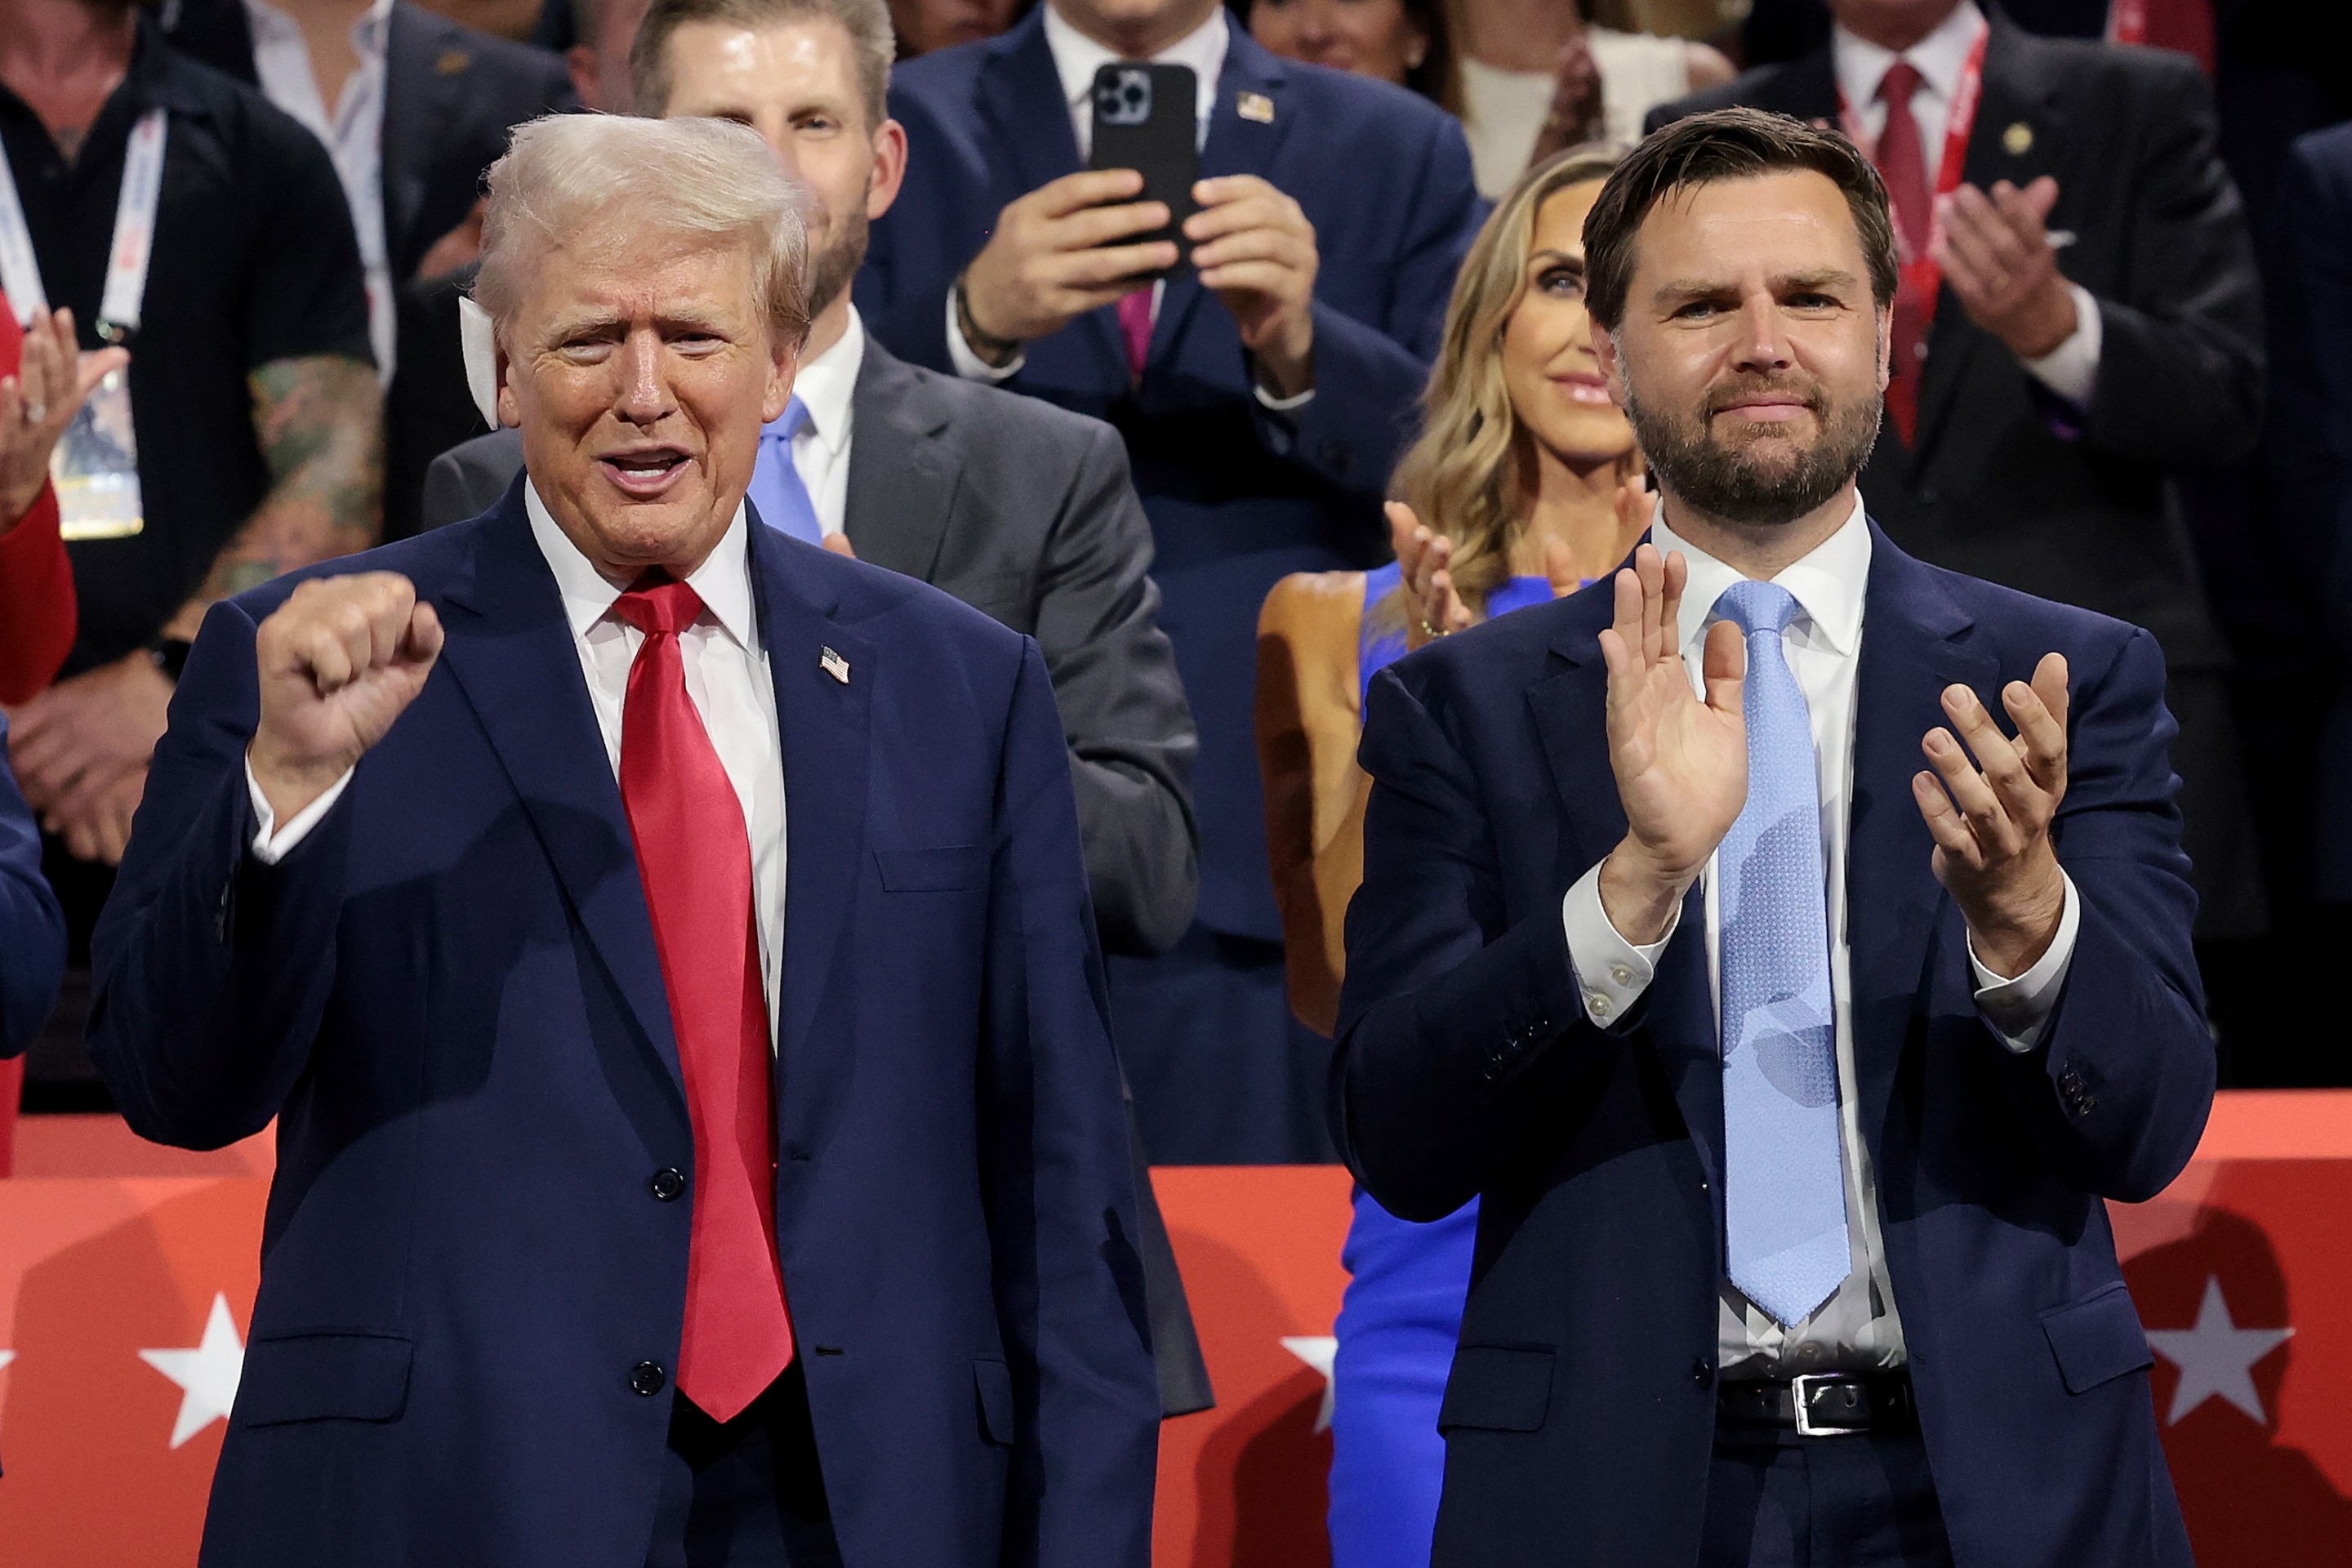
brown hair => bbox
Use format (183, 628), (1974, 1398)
(1581, 106), (1900, 333)
(631, 0), (896, 131)
(1385, 143), (1629, 621)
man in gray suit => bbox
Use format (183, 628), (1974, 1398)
(426, 0), (1213, 1413)
(427, 0), (1196, 962)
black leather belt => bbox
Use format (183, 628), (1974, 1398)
(1717, 1370), (1918, 1437)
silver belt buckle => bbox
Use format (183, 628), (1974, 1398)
(1790, 1372), (1863, 1438)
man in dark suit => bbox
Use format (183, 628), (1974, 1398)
(1649, 0), (2266, 950)
(423, 0), (1211, 1412)
(1334, 110), (2211, 1566)
(858, 0), (1482, 1163)
(88, 113), (1157, 1567)
(163, 0), (579, 538)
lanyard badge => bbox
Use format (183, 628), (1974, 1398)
(0, 108), (168, 540)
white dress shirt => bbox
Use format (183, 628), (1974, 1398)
(1557, 497), (2081, 1376)
(780, 306), (866, 538)
(247, 487), (791, 1040)
(1832, 0), (2101, 407)
(243, 0), (397, 381)
(944, 4), (1312, 410)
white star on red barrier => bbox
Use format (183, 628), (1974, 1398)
(2145, 1275), (2293, 1426)
(139, 1294), (247, 1449)
(1281, 1335), (1339, 1432)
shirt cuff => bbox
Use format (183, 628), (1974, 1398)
(2020, 284), (2101, 408)
(944, 287), (1023, 383)
(1967, 871), (2082, 1053)
(246, 755), (355, 865)
(1561, 861), (1677, 1030)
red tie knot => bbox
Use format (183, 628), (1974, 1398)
(1878, 60), (1924, 109)
(612, 575), (706, 639)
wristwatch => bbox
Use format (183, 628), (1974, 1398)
(147, 636), (193, 684)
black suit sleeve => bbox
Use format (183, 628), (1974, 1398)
(2077, 51), (2263, 467)
(1330, 666), (1611, 1223)
(0, 730), (64, 1057)
(1034, 423), (1200, 957)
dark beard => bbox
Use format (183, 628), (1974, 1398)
(1624, 371), (1880, 527)
(802, 206), (869, 326)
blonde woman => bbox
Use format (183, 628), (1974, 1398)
(1255, 144), (1647, 1568)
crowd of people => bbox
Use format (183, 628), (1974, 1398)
(0, 0), (2341, 1561)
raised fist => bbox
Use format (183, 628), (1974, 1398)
(247, 572), (443, 823)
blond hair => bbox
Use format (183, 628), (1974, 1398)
(1388, 145), (1628, 618)
(474, 114), (812, 350)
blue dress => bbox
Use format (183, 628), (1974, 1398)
(1328, 562), (1557, 1568)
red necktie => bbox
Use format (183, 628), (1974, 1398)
(612, 577), (794, 1423)
(1117, 287), (1153, 381)
(1875, 60), (1931, 446)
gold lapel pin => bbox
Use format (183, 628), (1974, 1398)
(1237, 91), (1276, 124)
(2002, 121), (2034, 156)
(435, 47), (471, 75)
(820, 646), (850, 684)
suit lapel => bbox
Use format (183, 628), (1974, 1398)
(976, 16), (1126, 380)
(432, 489), (686, 1101)
(1845, 526), (1994, 1150)
(747, 525), (874, 1129)
(840, 342), (963, 579)
(1527, 583), (1722, 1187)
(1150, 32), (1297, 373)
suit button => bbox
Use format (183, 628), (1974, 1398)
(650, 1169), (686, 1202)
(1692, 1358), (1715, 1388)
(630, 1361), (667, 1396)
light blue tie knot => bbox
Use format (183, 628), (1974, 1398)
(1711, 573), (1851, 1329)
(748, 395), (822, 544)
(1715, 577), (1802, 639)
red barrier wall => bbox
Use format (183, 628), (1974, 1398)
(0, 1094), (2344, 1563)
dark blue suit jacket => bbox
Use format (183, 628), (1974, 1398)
(0, 714), (65, 1056)
(1332, 527), (2211, 1566)
(87, 488), (1160, 1567)
(860, 11), (1481, 940)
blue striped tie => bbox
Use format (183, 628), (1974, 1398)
(1714, 579), (1850, 1327)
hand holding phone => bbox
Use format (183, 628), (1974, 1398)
(959, 170), (1178, 357)
(1187, 174), (1321, 398)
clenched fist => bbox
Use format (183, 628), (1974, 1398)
(247, 572), (443, 824)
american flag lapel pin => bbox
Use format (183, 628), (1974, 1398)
(1237, 91), (1275, 124)
(820, 646), (851, 684)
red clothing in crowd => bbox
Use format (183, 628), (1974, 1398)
(0, 299), (79, 1174)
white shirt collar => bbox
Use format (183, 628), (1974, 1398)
(1833, 0), (1985, 112)
(1651, 492), (1872, 659)
(775, 305), (864, 457)
(1040, 1), (1229, 117)
(242, 0), (395, 57)
(523, 480), (760, 653)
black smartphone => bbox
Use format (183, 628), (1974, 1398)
(1089, 63), (1199, 281)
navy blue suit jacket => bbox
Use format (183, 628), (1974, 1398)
(1332, 527), (2211, 1566)
(860, 10), (1481, 940)
(87, 488), (1160, 1567)
(0, 714), (65, 1056)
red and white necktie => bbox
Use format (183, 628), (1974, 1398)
(612, 576), (794, 1423)
(1875, 60), (1931, 446)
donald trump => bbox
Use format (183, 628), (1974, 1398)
(87, 114), (1158, 1567)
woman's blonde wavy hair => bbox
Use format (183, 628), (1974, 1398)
(1385, 143), (1630, 625)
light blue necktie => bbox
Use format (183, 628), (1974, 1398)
(1714, 579), (1850, 1328)
(746, 395), (821, 544)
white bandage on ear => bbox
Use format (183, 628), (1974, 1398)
(458, 294), (502, 429)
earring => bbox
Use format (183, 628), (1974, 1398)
(1405, 42), (1428, 67)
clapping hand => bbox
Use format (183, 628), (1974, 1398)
(1932, 177), (2079, 363)
(247, 573), (443, 826)
(1594, 545), (1748, 945)
(1913, 653), (2071, 976)
(2, 306), (130, 528)
(1388, 479), (1649, 652)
